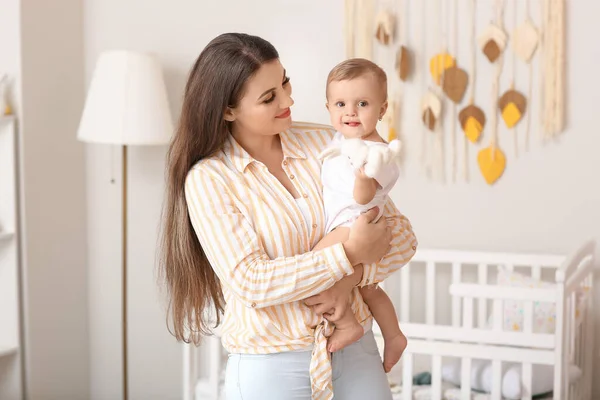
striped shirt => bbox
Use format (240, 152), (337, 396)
(185, 122), (418, 399)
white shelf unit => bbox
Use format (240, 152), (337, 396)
(0, 115), (23, 399)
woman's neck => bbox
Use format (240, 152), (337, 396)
(232, 130), (282, 162)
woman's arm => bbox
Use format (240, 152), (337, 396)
(358, 198), (418, 286)
(185, 165), (357, 309)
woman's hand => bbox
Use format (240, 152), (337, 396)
(304, 265), (363, 321)
(343, 207), (392, 266)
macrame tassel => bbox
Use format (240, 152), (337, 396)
(429, 53), (455, 85)
(395, 46), (412, 81)
(442, 66), (468, 103)
(421, 91), (442, 131)
(513, 19), (539, 63)
(374, 10), (396, 45)
(459, 104), (486, 143)
(477, 146), (506, 185)
(478, 23), (507, 62)
(499, 89), (527, 128)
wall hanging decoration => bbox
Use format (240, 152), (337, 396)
(458, 0), (486, 182)
(440, 0), (468, 106)
(375, 10), (396, 45)
(429, 53), (454, 86)
(478, 0), (507, 185)
(438, 0), (466, 182)
(341, 0), (567, 187)
(478, 20), (507, 63)
(512, 0), (539, 151)
(395, 0), (413, 82)
(540, 0), (565, 139)
(425, 0), (450, 182)
(421, 91), (442, 132)
(396, 47), (411, 81)
(498, 2), (528, 158)
(344, 0), (375, 59)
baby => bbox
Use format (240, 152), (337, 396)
(313, 58), (407, 373)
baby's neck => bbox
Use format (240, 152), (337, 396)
(355, 130), (383, 143)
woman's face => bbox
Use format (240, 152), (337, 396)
(225, 59), (294, 138)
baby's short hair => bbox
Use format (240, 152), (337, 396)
(326, 58), (388, 100)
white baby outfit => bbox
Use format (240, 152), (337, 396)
(321, 132), (400, 233)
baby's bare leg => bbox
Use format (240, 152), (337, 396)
(360, 285), (407, 372)
(313, 227), (364, 352)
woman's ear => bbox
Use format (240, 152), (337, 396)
(224, 107), (236, 122)
(379, 101), (389, 120)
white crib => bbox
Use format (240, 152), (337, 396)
(182, 240), (596, 400)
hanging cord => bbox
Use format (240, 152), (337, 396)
(511, 0), (519, 157)
(490, 0), (506, 155)
(435, 0), (446, 183)
(419, 0), (428, 175)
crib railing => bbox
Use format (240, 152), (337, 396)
(388, 240), (595, 400)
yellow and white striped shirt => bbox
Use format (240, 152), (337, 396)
(185, 122), (417, 399)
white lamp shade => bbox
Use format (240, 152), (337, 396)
(77, 50), (173, 145)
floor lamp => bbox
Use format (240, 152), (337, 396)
(77, 50), (173, 400)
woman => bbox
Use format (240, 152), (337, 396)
(160, 33), (417, 400)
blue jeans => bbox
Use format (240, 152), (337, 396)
(224, 330), (392, 400)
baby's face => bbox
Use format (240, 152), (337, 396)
(326, 74), (387, 139)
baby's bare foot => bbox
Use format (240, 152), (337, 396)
(327, 322), (363, 353)
(383, 333), (407, 373)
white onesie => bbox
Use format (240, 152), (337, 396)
(321, 132), (400, 234)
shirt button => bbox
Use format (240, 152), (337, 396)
(283, 160), (288, 166)
(303, 193), (308, 198)
(412, 246), (417, 250)
(312, 224), (317, 229)
(289, 174), (295, 180)
(250, 302), (256, 308)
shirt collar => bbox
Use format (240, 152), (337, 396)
(225, 129), (307, 173)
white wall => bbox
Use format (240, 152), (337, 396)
(82, 0), (599, 398)
(19, 0), (90, 398)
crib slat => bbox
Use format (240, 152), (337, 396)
(461, 357), (472, 399)
(463, 297), (473, 329)
(554, 285), (565, 399)
(452, 262), (461, 327)
(584, 277), (594, 400)
(431, 355), (442, 399)
(522, 362), (533, 400)
(524, 301), (534, 333)
(491, 360), (502, 400)
(492, 299), (503, 331)
(402, 352), (413, 400)
(478, 263), (488, 328)
(400, 266), (410, 323)
(426, 261), (435, 324)
(531, 264), (541, 280)
(569, 292), (576, 364)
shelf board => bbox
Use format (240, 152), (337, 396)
(0, 344), (18, 358)
(0, 232), (15, 241)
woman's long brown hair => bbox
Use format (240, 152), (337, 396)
(159, 33), (279, 344)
